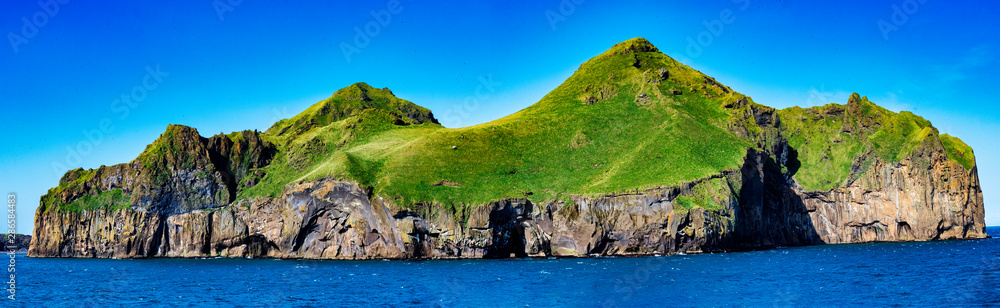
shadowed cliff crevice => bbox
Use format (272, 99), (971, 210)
(204, 130), (277, 205)
(292, 209), (327, 253)
(484, 200), (531, 259)
(148, 218), (167, 258)
(732, 149), (823, 249)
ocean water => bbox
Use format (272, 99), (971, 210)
(7, 227), (1000, 307)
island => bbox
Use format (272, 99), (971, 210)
(28, 38), (986, 260)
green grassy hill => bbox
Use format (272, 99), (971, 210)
(241, 38), (759, 210)
(43, 38), (976, 215)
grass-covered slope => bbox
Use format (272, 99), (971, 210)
(778, 93), (976, 191)
(40, 168), (131, 213)
(243, 38), (754, 209)
(940, 133), (976, 170)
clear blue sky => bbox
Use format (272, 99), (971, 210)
(2, 1), (998, 233)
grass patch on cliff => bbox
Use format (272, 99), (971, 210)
(675, 178), (731, 211)
(60, 189), (132, 212)
(41, 168), (96, 212)
(868, 111), (933, 163)
(778, 104), (867, 191)
(941, 133), (976, 170)
(778, 94), (967, 191)
(42, 164), (144, 213)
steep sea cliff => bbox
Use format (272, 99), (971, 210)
(29, 127), (984, 259)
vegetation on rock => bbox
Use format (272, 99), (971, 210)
(41, 37), (976, 216)
(777, 93), (974, 191)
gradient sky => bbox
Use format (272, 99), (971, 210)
(2, 1), (998, 233)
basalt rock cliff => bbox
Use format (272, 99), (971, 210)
(29, 38), (986, 259)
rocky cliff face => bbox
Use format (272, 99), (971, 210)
(799, 139), (986, 243)
(29, 107), (986, 260)
(29, 126), (277, 258)
(29, 135), (984, 259)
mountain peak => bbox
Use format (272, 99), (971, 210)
(333, 82), (398, 101)
(533, 37), (735, 114)
(848, 92), (864, 105)
(266, 83), (437, 137)
(603, 37), (660, 56)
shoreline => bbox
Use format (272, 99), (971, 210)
(25, 235), (993, 261)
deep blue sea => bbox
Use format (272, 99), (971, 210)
(7, 227), (1000, 307)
